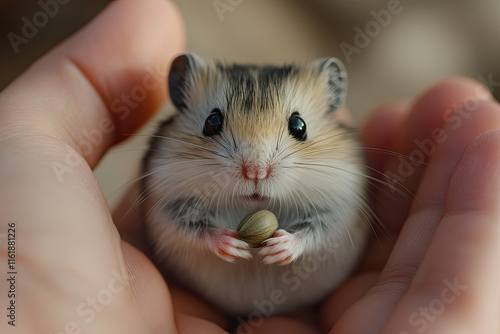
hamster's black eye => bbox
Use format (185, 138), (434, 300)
(288, 112), (307, 141)
(203, 108), (224, 136)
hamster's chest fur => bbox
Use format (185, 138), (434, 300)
(141, 53), (371, 315)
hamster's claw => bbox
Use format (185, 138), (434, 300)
(259, 229), (302, 265)
(208, 229), (252, 263)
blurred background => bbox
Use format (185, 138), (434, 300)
(1, 0), (499, 208)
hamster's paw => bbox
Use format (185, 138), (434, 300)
(208, 229), (252, 263)
(259, 229), (303, 265)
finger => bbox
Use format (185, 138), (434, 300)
(320, 271), (379, 332)
(250, 317), (320, 334)
(0, 1), (184, 332)
(383, 129), (500, 333)
(360, 78), (493, 271)
(0, 0), (185, 168)
(113, 183), (147, 250)
(384, 98), (500, 286)
(375, 77), (492, 235)
(176, 314), (228, 334)
(334, 106), (356, 127)
(120, 241), (177, 333)
(122, 230), (230, 332)
(369, 99), (500, 331)
(358, 101), (410, 271)
(328, 86), (498, 334)
(170, 287), (231, 330)
(361, 101), (409, 173)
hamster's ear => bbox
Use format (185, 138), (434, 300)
(168, 53), (202, 111)
(316, 58), (348, 112)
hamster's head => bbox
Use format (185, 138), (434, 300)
(144, 53), (366, 217)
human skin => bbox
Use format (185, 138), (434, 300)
(1, 1), (500, 333)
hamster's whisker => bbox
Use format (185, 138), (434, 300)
(191, 187), (214, 219)
(114, 163), (204, 223)
(277, 130), (359, 161)
(229, 129), (238, 150)
(287, 180), (303, 223)
(138, 134), (229, 159)
(114, 172), (161, 225)
(299, 146), (429, 167)
(351, 184), (382, 228)
(211, 171), (233, 217)
(286, 173), (353, 247)
(291, 162), (415, 201)
(143, 166), (224, 223)
(285, 163), (410, 230)
(337, 183), (384, 240)
(275, 124), (287, 152)
(286, 174), (325, 229)
(107, 147), (162, 154)
(139, 161), (225, 205)
(321, 178), (375, 245)
(173, 151), (213, 160)
(139, 180), (170, 223)
(223, 176), (236, 214)
(110, 147), (226, 161)
(211, 135), (232, 155)
(106, 165), (166, 202)
(154, 171), (220, 227)
(230, 177), (242, 212)
(140, 177), (182, 221)
(354, 162), (418, 203)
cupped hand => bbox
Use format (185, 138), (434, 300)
(321, 78), (500, 334)
(0, 1), (200, 333)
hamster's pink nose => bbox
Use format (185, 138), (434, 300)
(242, 164), (271, 180)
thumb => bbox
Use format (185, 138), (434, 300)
(0, 0), (185, 168)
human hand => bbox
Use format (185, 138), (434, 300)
(321, 78), (500, 334)
(0, 1), (201, 333)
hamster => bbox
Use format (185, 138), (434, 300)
(140, 53), (371, 315)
